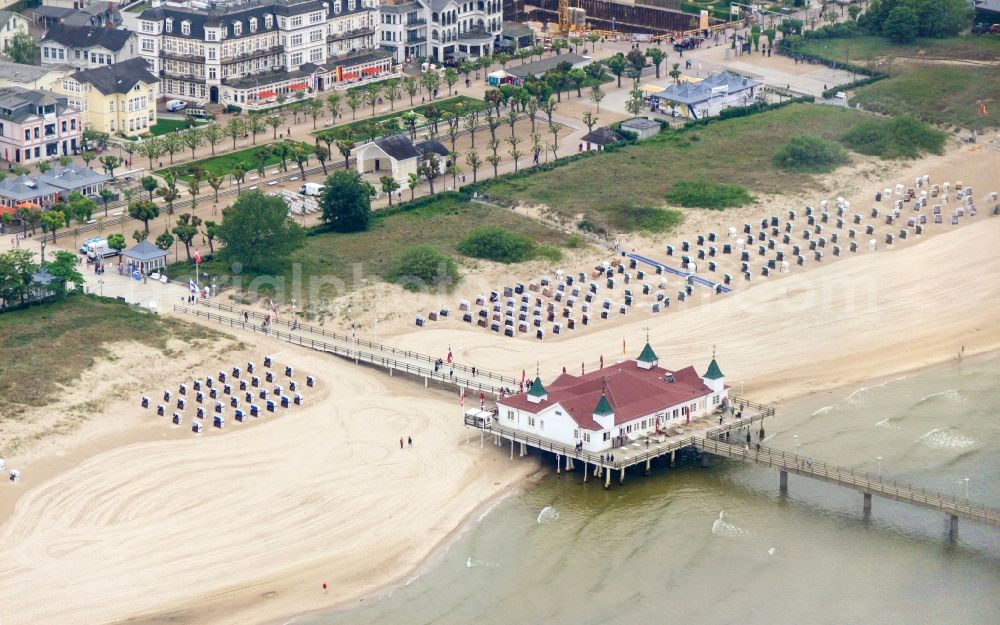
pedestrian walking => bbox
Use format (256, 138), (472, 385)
(400, 437), (404, 449)
(322, 583), (328, 593)
(408, 436), (412, 447)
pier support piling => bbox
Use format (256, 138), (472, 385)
(556, 454), (561, 474)
(779, 470), (788, 493)
(605, 466), (612, 489)
(620, 467), (626, 485)
(510, 438), (514, 460)
(480, 430), (484, 449)
(670, 450), (676, 468)
(520, 442), (526, 457)
(584, 461), (588, 482)
(424, 377), (428, 388)
(948, 514), (959, 542)
(645, 458), (651, 475)
(863, 492), (872, 514)
(700, 453), (710, 468)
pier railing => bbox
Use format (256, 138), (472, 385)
(173, 305), (508, 395)
(696, 438), (1000, 527)
(191, 300), (519, 387)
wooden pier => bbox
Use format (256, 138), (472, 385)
(173, 303), (518, 395)
(466, 401), (1000, 540)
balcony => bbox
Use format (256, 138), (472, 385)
(327, 27), (375, 42)
(406, 36), (427, 44)
(405, 18), (426, 26)
(457, 27), (494, 43)
(160, 49), (206, 63)
(221, 45), (283, 63)
(160, 69), (207, 84)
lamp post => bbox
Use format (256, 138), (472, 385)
(740, 380), (745, 397)
(793, 434), (799, 450)
(963, 478), (969, 499)
(876, 456), (882, 476)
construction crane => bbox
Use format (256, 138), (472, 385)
(557, 0), (570, 35)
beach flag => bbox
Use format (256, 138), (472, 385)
(600, 355), (604, 369)
(269, 299), (278, 319)
(131, 269), (141, 281)
(978, 101), (988, 117)
(460, 388), (465, 407)
(189, 279), (198, 293)
(480, 391), (485, 410)
(622, 338), (626, 355)
(194, 248), (202, 264)
(447, 348), (453, 364)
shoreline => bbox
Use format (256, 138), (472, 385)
(269, 350), (1000, 625)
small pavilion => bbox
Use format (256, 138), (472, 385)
(123, 239), (167, 274)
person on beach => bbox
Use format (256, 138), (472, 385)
(408, 436), (412, 448)
(400, 437), (404, 450)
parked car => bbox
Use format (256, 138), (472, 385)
(299, 183), (325, 196)
(166, 99), (188, 112)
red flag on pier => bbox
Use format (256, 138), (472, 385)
(480, 391), (485, 410)
(459, 388), (465, 407)
(194, 248), (202, 264)
(447, 347), (453, 363)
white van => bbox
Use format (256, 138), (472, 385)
(87, 239), (118, 260)
(166, 99), (187, 112)
(299, 183), (325, 196)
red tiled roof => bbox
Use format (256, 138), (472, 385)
(500, 359), (714, 430)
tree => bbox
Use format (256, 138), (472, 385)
(772, 135), (848, 172)
(407, 172), (419, 200)
(848, 5), (861, 21)
(646, 48), (666, 79)
(181, 127), (203, 159)
(247, 113), (267, 144)
(155, 231), (174, 251)
(418, 154), (441, 195)
(203, 220), (219, 254)
(315, 145), (329, 176)
(81, 150), (96, 168)
(549, 123), (562, 151)
(161, 133), (183, 163)
(58, 155), (73, 167)
(443, 68), (459, 95)
(883, 5), (919, 43)
(340, 90), (360, 121)
(307, 99), (324, 129)
(157, 172), (180, 214)
(486, 152), (501, 178)
(107, 233), (126, 254)
(383, 80), (401, 110)
(41, 210), (64, 242)
(319, 170), (372, 232)
(669, 62), (682, 84)
(172, 213), (202, 260)
(589, 85), (606, 113)
(44, 250), (84, 295)
(132, 229), (145, 244)
(607, 53), (627, 88)
(206, 174), (224, 206)
(99, 188), (114, 216)
(386, 244), (461, 292)
(290, 145), (310, 179)
(464, 150), (482, 183)
(99, 155), (122, 178)
(420, 69), (440, 100)
(506, 135), (523, 171)
(581, 111), (599, 133)
(129, 200), (159, 234)
(202, 123), (224, 154)
(364, 82), (382, 116)
(336, 134), (354, 169)
(568, 68), (586, 97)
(7, 32), (36, 65)
(403, 76), (418, 106)
(326, 93), (342, 120)
(380, 175), (400, 207)
(586, 32), (601, 51)
(625, 87), (645, 117)
(137, 138), (162, 170)
(0, 249), (36, 305)
(231, 164), (246, 193)
(505, 108), (519, 137)
(216, 191), (305, 271)
(37, 161), (50, 174)
(462, 110), (480, 148)
(225, 118), (246, 150)
(83, 129), (109, 151)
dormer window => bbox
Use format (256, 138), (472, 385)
(181, 20), (190, 35)
(265, 15), (273, 28)
(233, 21), (242, 36)
(165, 18), (173, 33)
(249, 17), (257, 32)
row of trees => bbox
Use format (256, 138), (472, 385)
(859, 0), (971, 43)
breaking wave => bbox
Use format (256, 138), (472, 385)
(916, 428), (975, 450)
(466, 557), (500, 569)
(537, 506), (560, 524)
(917, 389), (965, 405)
(711, 511), (751, 539)
(812, 405), (835, 416)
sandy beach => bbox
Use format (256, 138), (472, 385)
(1, 136), (998, 625)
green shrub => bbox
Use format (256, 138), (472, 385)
(665, 180), (756, 210)
(772, 134), (848, 172)
(533, 245), (563, 261)
(387, 245), (461, 291)
(602, 204), (683, 233)
(565, 234), (583, 248)
(840, 115), (946, 159)
(458, 226), (533, 263)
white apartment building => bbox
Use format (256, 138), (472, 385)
(136, 0), (384, 107)
(379, 0), (501, 64)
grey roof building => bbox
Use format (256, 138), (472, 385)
(652, 71), (762, 107)
(69, 58), (157, 96)
(0, 175), (63, 203)
(415, 138), (450, 158)
(620, 117), (661, 140)
(375, 133), (422, 160)
(41, 24), (138, 70)
(505, 53), (589, 81)
(123, 239), (168, 273)
(581, 127), (623, 147)
(0, 166), (109, 208)
(38, 164), (112, 193)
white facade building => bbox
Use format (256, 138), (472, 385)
(379, 0), (501, 64)
(496, 344), (729, 453)
(135, 0), (384, 106)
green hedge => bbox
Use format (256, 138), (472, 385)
(822, 75), (888, 99)
(681, 95), (816, 129)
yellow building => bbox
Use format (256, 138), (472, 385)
(58, 58), (158, 136)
